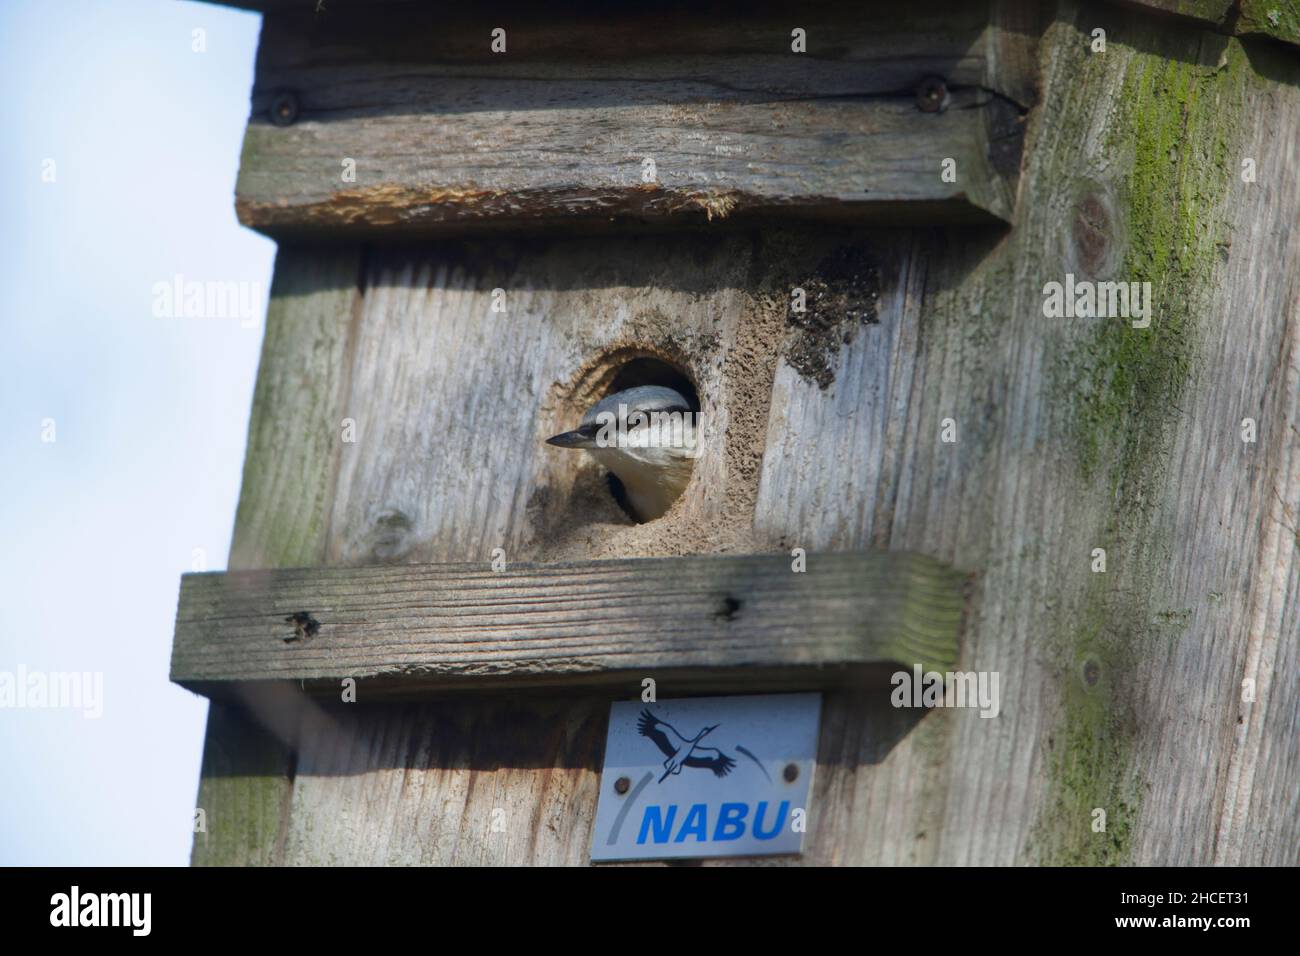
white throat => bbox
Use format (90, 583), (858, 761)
(588, 444), (695, 521)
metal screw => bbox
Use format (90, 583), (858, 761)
(783, 763), (799, 783)
(916, 76), (948, 113)
(614, 776), (631, 795)
(269, 91), (299, 127)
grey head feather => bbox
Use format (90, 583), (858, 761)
(580, 385), (692, 426)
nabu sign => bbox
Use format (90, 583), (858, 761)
(591, 694), (821, 861)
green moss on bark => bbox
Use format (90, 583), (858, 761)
(1067, 40), (1244, 493)
(1036, 29), (1250, 865)
(1037, 573), (1145, 864)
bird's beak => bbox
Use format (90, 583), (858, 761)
(546, 426), (598, 449)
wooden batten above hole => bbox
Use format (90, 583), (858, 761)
(231, 2), (1041, 237)
(170, 551), (968, 701)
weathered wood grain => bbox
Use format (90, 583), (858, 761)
(190, 247), (363, 866)
(324, 239), (761, 566)
(1114, 0), (1300, 48)
(1235, 0), (1300, 47)
(1115, 0), (1235, 23)
(229, 248), (363, 570)
(171, 551), (967, 696)
(232, 2), (1033, 234)
(756, 7), (1300, 865)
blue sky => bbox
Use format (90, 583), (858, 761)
(0, 0), (272, 864)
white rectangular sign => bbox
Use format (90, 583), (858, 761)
(591, 693), (821, 862)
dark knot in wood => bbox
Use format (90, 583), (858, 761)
(1072, 191), (1113, 276)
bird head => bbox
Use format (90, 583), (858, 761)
(546, 385), (699, 522)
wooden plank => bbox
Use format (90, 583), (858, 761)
(1112, 0), (1300, 48)
(755, 10), (1300, 865)
(1114, 0), (1235, 24)
(1235, 0), (1300, 47)
(233, 2), (1032, 235)
(229, 247), (364, 569)
(171, 551), (967, 697)
(190, 247), (364, 866)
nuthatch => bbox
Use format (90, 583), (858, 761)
(546, 385), (698, 521)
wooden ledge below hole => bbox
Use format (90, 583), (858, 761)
(170, 550), (969, 702)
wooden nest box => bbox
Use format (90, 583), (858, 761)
(174, 0), (1300, 866)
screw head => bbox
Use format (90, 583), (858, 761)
(269, 91), (299, 127)
(916, 76), (949, 113)
(614, 776), (631, 795)
(1082, 659), (1101, 687)
(783, 763), (799, 783)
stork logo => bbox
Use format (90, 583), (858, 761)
(637, 710), (770, 783)
(591, 693), (822, 861)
